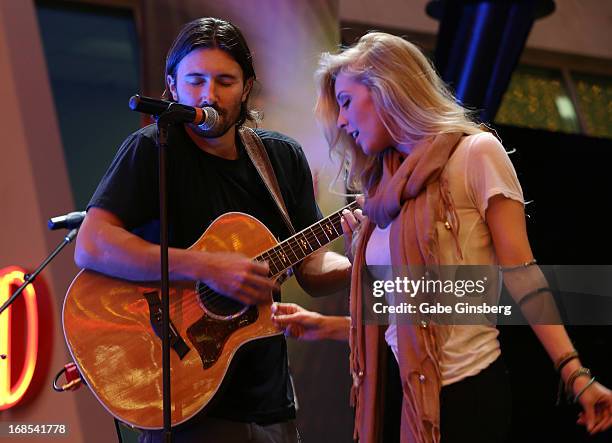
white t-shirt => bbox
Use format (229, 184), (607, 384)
(366, 132), (523, 386)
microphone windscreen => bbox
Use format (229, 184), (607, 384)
(199, 107), (220, 131)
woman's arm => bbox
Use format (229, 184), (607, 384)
(487, 195), (612, 434)
(271, 302), (350, 341)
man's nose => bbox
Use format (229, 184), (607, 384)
(202, 82), (218, 105)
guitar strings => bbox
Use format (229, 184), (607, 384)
(195, 209), (347, 306)
(187, 206), (350, 313)
(166, 202), (356, 315)
(169, 215), (345, 315)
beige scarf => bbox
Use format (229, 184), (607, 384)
(349, 132), (463, 443)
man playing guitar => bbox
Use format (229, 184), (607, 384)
(74, 17), (353, 443)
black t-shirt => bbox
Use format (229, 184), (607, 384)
(88, 123), (322, 425)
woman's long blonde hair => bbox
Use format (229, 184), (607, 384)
(315, 32), (483, 192)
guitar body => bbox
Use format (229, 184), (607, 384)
(62, 212), (283, 429)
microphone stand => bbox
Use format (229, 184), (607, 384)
(136, 102), (208, 442)
(0, 229), (78, 316)
(155, 110), (180, 443)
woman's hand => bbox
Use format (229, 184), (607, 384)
(340, 195), (367, 262)
(271, 302), (349, 341)
(574, 378), (612, 434)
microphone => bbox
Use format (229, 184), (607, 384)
(48, 211), (86, 231)
(128, 95), (219, 131)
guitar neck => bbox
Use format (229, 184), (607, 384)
(257, 200), (359, 277)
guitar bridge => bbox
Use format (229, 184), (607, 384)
(143, 291), (190, 359)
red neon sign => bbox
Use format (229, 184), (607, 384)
(0, 266), (39, 410)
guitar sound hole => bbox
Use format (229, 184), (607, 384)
(196, 282), (248, 319)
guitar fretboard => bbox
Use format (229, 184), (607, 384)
(256, 200), (359, 276)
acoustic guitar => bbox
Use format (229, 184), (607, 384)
(62, 201), (357, 429)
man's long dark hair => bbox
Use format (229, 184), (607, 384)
(163, 17), (257, 127)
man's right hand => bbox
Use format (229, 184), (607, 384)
(200, 252), (278, 305)
(76, 208), (277, 306)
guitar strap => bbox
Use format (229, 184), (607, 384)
(238, 126), (296, 235)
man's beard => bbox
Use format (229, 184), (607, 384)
(176, 94), (241, 139)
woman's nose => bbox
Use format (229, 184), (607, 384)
(337, 112), (347, 129)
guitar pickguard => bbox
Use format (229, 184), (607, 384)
(186, 307), (258, 369)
